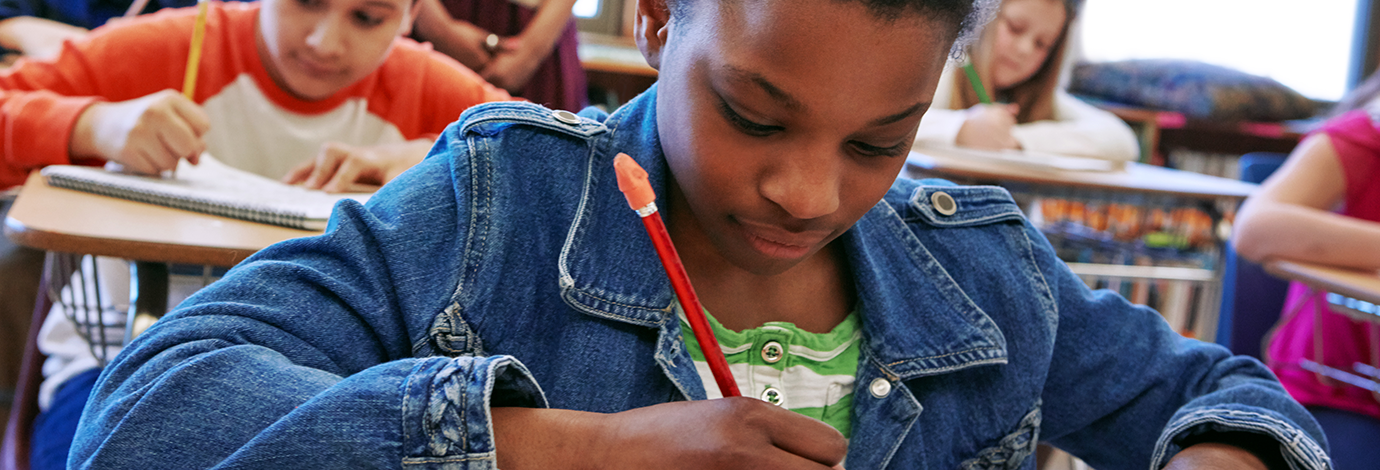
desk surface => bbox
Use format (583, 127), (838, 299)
(1267, 260), (1380, 305)
(4, 172), (318, 266)
(906, 150), (1258, 199)
(577, 33), (656, 77)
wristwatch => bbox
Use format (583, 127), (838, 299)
(484, 33), (501, 54)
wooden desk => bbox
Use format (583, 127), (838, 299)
(1267, 261), (1380, 308)
(578, 33), (656, 108)
(4, 171), (320, 335)
(1265, 260), (1380, 393)
(906, 150), (1258, 200)
(4, 171), (316, 267)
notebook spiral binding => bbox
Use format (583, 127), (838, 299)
(45, 171), (312, 230)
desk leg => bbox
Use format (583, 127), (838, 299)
(124, 261), (167, 344)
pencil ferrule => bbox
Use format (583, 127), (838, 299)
(635, 202), (658, 217)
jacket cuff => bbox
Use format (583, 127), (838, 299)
(400, 355), (547, 470)
(4, 91), (98, 167)
(1151, 407), (1331, 470)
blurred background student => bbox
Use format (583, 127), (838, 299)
(413, 0), (586, 111)
(0, 0), (251, 63)
(912, 0), (1136, 161)
(1233, 71), (1380, 470)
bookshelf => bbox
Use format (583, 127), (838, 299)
(906, 151), (1257, 341)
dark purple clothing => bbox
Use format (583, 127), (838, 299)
(440, 0), (587, 111)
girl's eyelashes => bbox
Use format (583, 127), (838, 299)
(716, 97), (782, 136)
(850, 140), (909, 158)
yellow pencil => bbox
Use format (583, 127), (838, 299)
(182, 0), (209, 100)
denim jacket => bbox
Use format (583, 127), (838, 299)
(72, 88), (1329, 470)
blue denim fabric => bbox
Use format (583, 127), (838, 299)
(72, 87), (1330, 470)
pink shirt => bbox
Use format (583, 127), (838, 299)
(1266, 110), (1380, 419)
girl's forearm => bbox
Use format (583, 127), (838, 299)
(1233, 202), (1380, 270)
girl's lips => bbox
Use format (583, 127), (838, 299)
(736, 219), (830, 259)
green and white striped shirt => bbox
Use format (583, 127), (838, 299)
(678, 306), (861, 438)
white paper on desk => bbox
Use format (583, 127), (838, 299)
(912, 144), (1125, 172)
(41, 155), (371, 230)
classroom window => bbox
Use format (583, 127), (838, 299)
(574, 0), (599, 18)
(1080, 0), (1359, 101)
(574, 0), (626, 36)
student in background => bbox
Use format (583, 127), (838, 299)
(1234, 72), (1380, 470)
(10, 1), (509, 468)
(912, 0), (1136, 161)
(412, 0), (586, 111)
(0, 0), (252, 62)
(71, 0), (1326, 468)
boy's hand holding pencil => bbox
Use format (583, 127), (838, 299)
(69, 89), (209, 176)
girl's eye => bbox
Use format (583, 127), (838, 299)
(717, 98), (782, 137)
(850, 140), (909, 158)
(354, 11), (384, 26)
(297, 0), (324, 9)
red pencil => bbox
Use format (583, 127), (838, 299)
(614, 153), (741, 398)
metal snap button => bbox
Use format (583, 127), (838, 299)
(761, 341), (784, 364)
(869, 377), (892, 398)
(553, 109), (581, 125)
(760, 387), (785, 406)
(931, 191), (957, 216)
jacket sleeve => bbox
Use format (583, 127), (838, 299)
(1027, 219), (1330, 469)
(69, 126), (548, 470)
(1009, 91), (1140, 161)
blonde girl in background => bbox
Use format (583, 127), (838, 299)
(913, 0), (1137, 161)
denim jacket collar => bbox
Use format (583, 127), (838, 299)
(554, 87), (1010, 385)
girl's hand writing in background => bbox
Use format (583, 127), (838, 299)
(70, 89), (209, 175)
(955, 103), (1021, 150)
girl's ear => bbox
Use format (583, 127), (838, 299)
(634, 0), (672, 70)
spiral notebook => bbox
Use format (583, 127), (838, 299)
(41, 156), (371, 230)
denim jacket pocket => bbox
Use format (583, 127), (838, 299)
(959, 400), (1042, 470)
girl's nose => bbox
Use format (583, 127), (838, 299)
(760, 148), (841, 220)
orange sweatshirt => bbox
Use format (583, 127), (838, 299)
(0, 2), (511, 189)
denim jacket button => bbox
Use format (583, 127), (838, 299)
(761, 341), (784, 363)
(760, 386), (785, 406)
(931, 191), (958, 216)
(869, 377), (892, 398)
(553, 110), (582, 125)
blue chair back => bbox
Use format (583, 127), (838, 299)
(1215, 152), (1292, 359)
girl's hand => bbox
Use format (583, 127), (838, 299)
(493, 398), (848, 470)
(1163, 443), (1269, 470)
(480, 46), (544, 94)
(70, 89), (209, 175)
(281, 139), (433, 193)
(956, 103), (1020, 151)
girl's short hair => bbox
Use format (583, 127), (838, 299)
(667, 0), (1001, 61)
